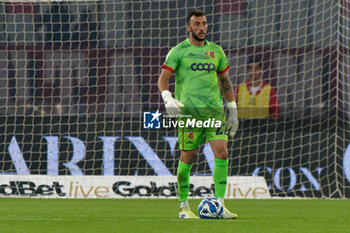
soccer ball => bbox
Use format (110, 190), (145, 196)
(198, 197), (223, 219)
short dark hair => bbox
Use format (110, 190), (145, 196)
(247, 58), (262, 69)
(186, 10), (206, 25)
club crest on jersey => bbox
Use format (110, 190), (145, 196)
(205, 51), (215, 58)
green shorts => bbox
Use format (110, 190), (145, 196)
(178, 116), (228, 151)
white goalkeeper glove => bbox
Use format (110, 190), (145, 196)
(161, 90), (184, 116)
(226, 101), (239, 137)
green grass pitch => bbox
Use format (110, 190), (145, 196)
(0, 198), (349, 233)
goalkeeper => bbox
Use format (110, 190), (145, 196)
(158, 10), (238, 219)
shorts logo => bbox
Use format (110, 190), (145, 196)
(143, 110), (161, 129)
(190, 63), (215, 73)
(186, 132), (193, 139)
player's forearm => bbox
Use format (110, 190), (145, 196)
(223, 88), (235, 102)
(158, 69), (172, 93)
(221, 72), (238, 137)
(158, 79), (169, 93)
(218, 73), (235, 102)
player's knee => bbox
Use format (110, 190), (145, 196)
(180, 150), (196, 164)
(215, 149), (228, 160)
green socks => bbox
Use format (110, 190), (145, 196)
(177, 161), (192, 202)
(177, 158), (228, 201)
(214, 158), (228, 199)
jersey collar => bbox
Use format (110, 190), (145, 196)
(187, 38), (208, 47)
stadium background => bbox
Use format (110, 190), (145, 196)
(0, 0), (349, 198)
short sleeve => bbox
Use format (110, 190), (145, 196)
(161, 47), (179, 72)
(217, 47), (229, 74)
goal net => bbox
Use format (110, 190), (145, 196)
(0, 0), (349, 198)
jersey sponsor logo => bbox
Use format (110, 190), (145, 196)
(190, 63), (216, 73)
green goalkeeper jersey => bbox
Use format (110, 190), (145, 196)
(161, 39), (229, 118)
